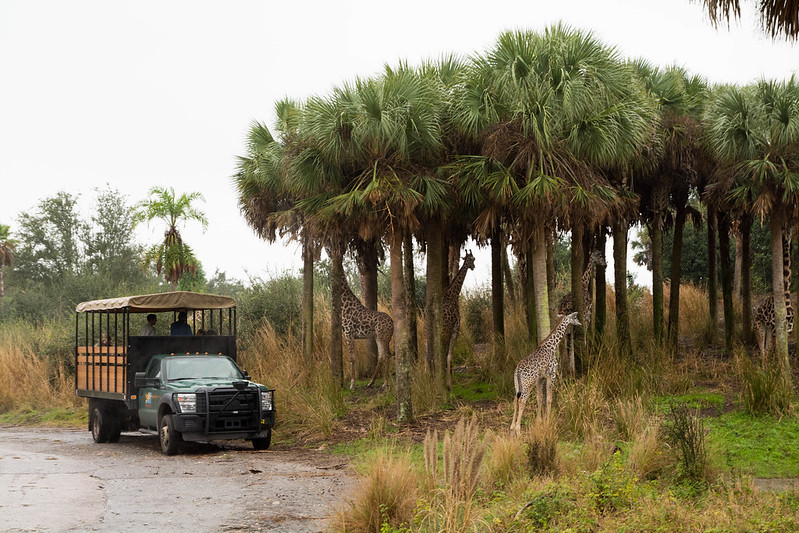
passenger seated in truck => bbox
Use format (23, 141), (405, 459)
(170, 311), (193, 336)
(140, 314), (157, 336)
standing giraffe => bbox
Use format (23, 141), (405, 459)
(340, 271), (394, 389)
(510, 312), (580, 433)
(753, 230), (794, 358)
(442, 250), (476, 390)
(556, 250), (606, 374)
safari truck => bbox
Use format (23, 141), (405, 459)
(74, 291), (275, 455)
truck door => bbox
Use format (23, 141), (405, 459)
(138, 358), (163, 428)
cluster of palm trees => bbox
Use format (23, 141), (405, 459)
(234, 25), (799, 422)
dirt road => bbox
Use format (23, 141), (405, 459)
(0, 427), (355, 533)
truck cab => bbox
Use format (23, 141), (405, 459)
(74, 291), (275, 455)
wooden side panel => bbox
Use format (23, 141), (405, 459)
(76, 349), (127, 393)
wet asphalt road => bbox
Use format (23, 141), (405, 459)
(0, 427), (354, 533)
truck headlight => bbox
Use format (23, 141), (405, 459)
(260, 390), (273, 411)
(176, 393), (197, 413)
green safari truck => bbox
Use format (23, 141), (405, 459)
(75, 291), (275, 455)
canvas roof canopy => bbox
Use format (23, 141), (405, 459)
(75, 291), (236, 313)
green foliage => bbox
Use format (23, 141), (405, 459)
(463, 288), (490, 343)
(736, 352), (795, 416)
(515, 483), (577, 529)
(237, 273), (303, 339)
(586, 451), (640, 514)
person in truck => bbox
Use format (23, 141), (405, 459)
(140, 314), (157, 336)
(170, 311), (193, 336)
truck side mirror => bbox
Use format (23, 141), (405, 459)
(241, 370), (251, 380)
(134, 372), (148, 388)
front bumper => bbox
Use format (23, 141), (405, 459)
(173, 410), (275, 441)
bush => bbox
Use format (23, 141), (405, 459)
(735, 350), (794, 417)
(665, 405), (709, 487)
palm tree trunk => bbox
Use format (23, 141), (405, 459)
(546, 233), (556, 324)
(595, 231), (607, 338)
(533, 227), (551, 342)
(358, 241), (379, 372)
(707, 208), (718, 341)
(734, 227), (743, 300)
(651, 219), (664, 345)
(668, 200), (687, 353)
(491, 229), (505, 359)
(425, 223), (444, 375)
(502, 236), (517, 307)
(569, 220), (585, 375)
(523, 248), (537, 344)
(613, 218), (632, 358)
(741, 214), (754, 343)
(301, 234), (314, 363)
(769, 212), (790, 374)
(329, 239), (345, 387)
(391, 229), (413, 424)
(0, 265), (4, 302)
(718, 213), (734, 350)
(403, 232), (418, 361)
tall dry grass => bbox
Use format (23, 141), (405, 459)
(238, 317), (345, 440)
(336, 445), (419, 532)
(0, 322), (77, 411)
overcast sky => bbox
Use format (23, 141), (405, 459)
(1, 0), (797, 289)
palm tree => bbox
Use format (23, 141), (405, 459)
(0, 224), (15, 303)
(455, 25), (655, 354)
(706, 78), (799, 380)
(133, 187), (208, 290)
(632, 64), (709, 348)
(700, 0), (799, 40)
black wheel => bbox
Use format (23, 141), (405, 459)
(159, 413), (182, 455)
(108, 419), (122, 443)
(91, 407), (111, 443)
(252, 428), (272, 450)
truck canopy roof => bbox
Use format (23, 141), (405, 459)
(75, 291), (236, 313)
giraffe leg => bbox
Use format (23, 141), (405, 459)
(346, 337), (357, 389)
(446, 325), (459, 391)
(754, 321), (765, 359)
(515, 396), (527, 433)
(511, 393), (519, 432)
(366, 338), (386, 388)
(536, 378), (545, 422)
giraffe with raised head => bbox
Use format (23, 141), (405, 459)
(510, 312), (580, 433)
(556, 250), (606, 374)
(340, 271), (394, 389)
(753, 230), (794, 358)
(442, 250), (476, 390)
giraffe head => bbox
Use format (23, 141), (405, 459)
(589, 250), (606, 268)
(560, 311), (581, 328)
(463, 250), (476, 270)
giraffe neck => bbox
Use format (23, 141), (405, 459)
(783, 231), (792, 307)
(340, 272), (361, 308)
(541, 314), (571, 348)
(445, 263), (470, 301)
(581, 259), (595, 294)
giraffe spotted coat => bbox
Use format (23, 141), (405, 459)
(510, 312), (580, 433)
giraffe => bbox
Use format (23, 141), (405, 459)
(442, 250), (476, 390)
(510, 312), (580, 433)
(340, 271), (394, 389)
(556, 250), (606, 374)
(753, 229), (794, 358)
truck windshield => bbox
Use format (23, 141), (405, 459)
(164, 357), (243, 381)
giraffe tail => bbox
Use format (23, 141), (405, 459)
(514, 369), (521, 399)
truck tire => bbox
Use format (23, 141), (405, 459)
(91, 407), (111, 443)
(108, 419), (123, 443)
(252, 428), (271, 450)
(159, 414), (182, 455)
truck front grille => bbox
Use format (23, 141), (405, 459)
(198, 389), (259, 433)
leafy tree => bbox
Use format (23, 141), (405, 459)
(83, 186), (145, 286)
(134, 187), (207, 290)
(14, 191), (86, 284)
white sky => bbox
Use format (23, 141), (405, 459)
(1, 0), (797, 289)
